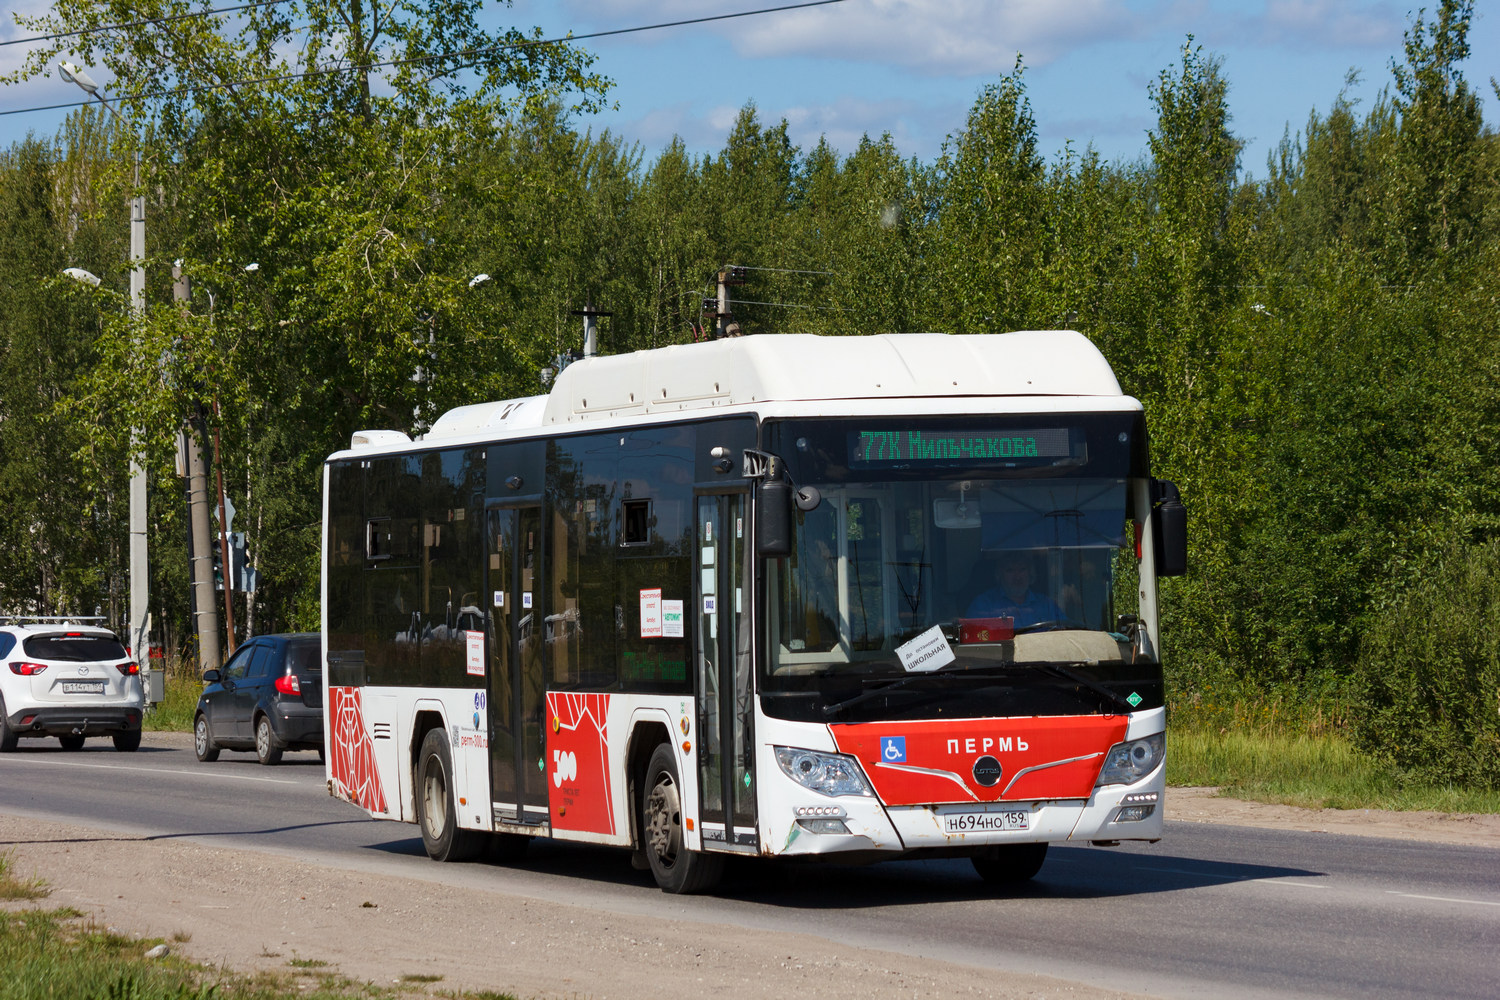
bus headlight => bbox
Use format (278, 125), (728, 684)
(1096, 732), (1164, 786)
(774, 747), (874, 797)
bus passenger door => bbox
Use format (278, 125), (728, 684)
(487, 506), (549, 827)
(695, 493), (758, 851)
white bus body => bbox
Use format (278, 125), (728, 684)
(322, 332), (1181, 892)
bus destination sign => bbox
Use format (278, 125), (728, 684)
(851, 428), (1074, 467)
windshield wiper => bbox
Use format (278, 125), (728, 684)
(820, 674), (926, 718)
(1029, 661), (1137, 711)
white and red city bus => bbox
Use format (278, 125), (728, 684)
(321, 331), (1185, 893)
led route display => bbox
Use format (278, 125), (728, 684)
(850, 428), (1075, 467)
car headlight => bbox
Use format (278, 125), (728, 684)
(774, 746), (874, 797)
(1096, 732), (1165, 786)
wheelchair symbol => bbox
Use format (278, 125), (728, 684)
(880, 736), (906, 763)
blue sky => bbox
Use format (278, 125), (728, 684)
(4, 1), (1496, 178)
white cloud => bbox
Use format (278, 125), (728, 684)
(553, 0), (1140, 74)
(1249, 0), (1404, 49)
(733, 0), (1135, 74)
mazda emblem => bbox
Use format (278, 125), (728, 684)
(972, 755), (1003, 787)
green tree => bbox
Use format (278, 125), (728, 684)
(930, 60), (1047, 334)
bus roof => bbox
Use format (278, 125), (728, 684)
(341, 330), (1127, 455)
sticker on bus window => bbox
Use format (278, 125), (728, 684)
(493, 591), (503, 608)
(703, 595), (717, 615)
(465, 631), (484, 676)
(640, 588), (663, 638)
(522, 592), (533, 609)
(662, 600), (684, 638)
(896, 625), (956, 672)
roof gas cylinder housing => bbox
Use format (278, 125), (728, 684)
(541, 331), (1123, 426)
(347, 331), (1125, 450)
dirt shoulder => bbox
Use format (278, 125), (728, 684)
(2, 735), (1494, 1000)
(1167, 785), (1500, 848)
(1, 812), (1153, 1000)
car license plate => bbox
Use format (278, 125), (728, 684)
(943, 809), (1029, 833)
(62, 681), (104, 694)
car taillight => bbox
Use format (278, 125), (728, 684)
(274, 673), (301, 695)
(8, 662), (47, 676)
(115, 661), (139, 675)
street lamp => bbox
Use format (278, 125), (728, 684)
(62, 267), (101, 287)
(59, 60), (149, 669)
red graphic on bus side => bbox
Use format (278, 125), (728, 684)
(329, 686), (388, 814)
(546, 692), (615, 835)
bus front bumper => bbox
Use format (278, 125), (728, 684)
(772, 766), (1165, 856)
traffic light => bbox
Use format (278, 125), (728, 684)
(212, 541), (225, 591)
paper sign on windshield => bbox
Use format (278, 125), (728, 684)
(896, 625), (955, 672)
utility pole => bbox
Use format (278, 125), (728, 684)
(715, 266), (748, 338)
(572, 301), (611, 359)
(717, 269), (730, 339)
(57, 61), (151, 671)
(174, 264), (221, 674)
(211, 401), (237, 655)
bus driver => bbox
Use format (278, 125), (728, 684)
(965, 550), (1064, 628)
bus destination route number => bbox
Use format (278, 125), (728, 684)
(851, 428), (1071, 466)
(942, 809), (1030, 833)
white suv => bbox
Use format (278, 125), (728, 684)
(0, 620), (145, 752)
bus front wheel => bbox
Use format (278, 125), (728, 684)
(417, 728), (483, 862)
(642, 744), (723, 894)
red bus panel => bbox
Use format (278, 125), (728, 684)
(829, 715), (1128, 804)
(546, 692), (617, 836)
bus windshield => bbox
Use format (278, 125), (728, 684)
(760, 415), (1164, 723)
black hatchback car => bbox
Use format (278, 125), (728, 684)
(194, 633), (322, 765)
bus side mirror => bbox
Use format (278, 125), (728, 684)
(758, 480), (792, 556)
(1152, 479), (1187, 577)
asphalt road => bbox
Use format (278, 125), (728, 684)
(1, 738), (1497, 1000)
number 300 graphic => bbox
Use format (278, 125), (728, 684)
(552, 749), (578, 787)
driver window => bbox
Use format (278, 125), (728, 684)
(779, 503), (840, 653)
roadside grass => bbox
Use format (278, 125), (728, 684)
(1167, 679), (1500, 813)
(0, 904), (413, 1000)
(0, 851), (47, 901)
(144, 657), (202, 732)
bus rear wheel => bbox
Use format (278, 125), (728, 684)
(416, 728), (483, 862)
(642, 744), (723, 894)
(972, 843), (1048, 884)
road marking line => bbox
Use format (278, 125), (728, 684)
(10, 758), (298, 785)
(1386, 891), (1500, 908)
(1266, 881), (1329, 889)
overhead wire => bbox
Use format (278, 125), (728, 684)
(0, 0), (849, 117)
